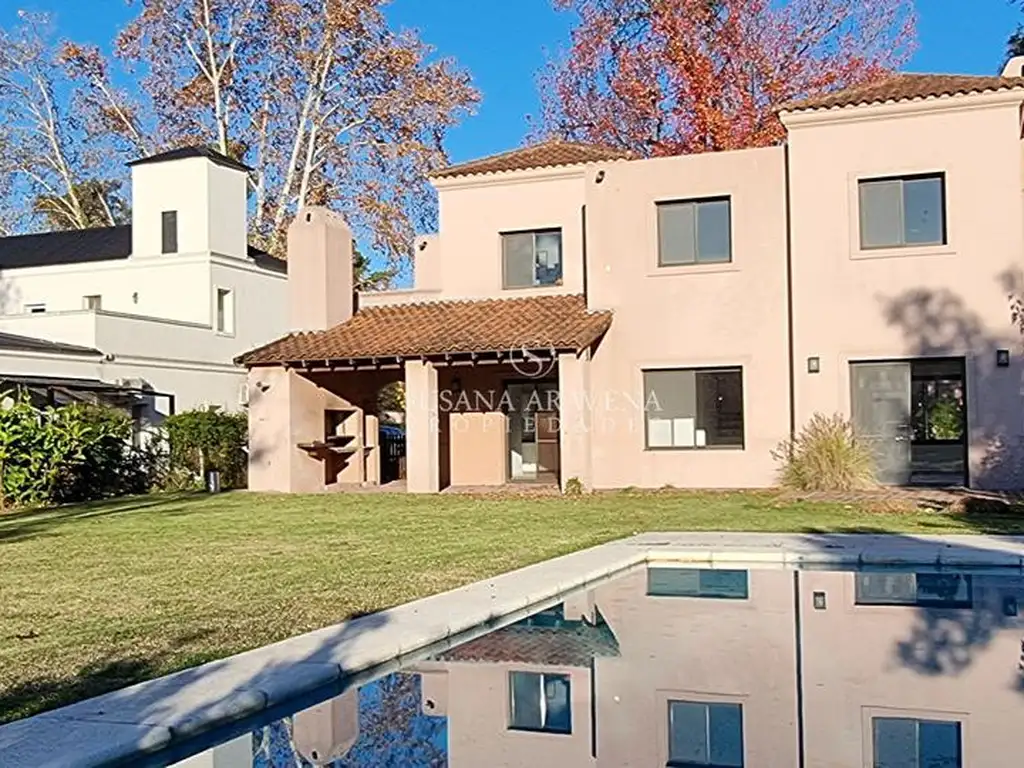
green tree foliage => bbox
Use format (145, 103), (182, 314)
(0, 391), (152, 508)
(163, 408), (247, 490)
(33, 178), (129, 231)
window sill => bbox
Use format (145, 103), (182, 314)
(216, 330), (236, 338)
(646, 262), (739, 278)
(850, 244), (956, 261)
(508, 726), (573, 736)
(644, 445), (745, 452)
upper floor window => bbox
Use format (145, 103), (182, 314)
(83, 295), (102, 310)
(508, 671), (571, 734)
(25, 303), (46, 314)
(855, 572), (971, 608)
(657, 197), (732, 266)
(858, 174), (946, 250)
(502, 229), (562, 289)
(161, 210), (178, 254)
(216, 287), (235, 334)
(643, 367), (744, 450)
(669, 700), (744, 767)
(648, 568), (749, 599)
(872, 717), (961, 768)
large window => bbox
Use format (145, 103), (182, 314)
(657, 198), (732, 266)
(643, 368), (744, 449)
(161, 210), (179, 254)
(859, 174), (946, 249)
(648, 568), (749, 599)
(508, 671), (571, 734)
(502, 229), (563, 288)
(668, 700), (744, 767)
(855, 573), (972, 608)
(873, 717), (962, 768)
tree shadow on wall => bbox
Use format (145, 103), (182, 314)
(879, 271), (1024, 491)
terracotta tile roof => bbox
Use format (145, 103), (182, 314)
(238, 293), (612, 366)
(431, 139), (632, 179)
(783, 73), (1024, 113)
(435, 622), (621, 667)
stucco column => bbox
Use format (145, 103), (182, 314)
(404, 359), (440, 493)
(558, 350), (592, 492)
(247, 366), (326, 493)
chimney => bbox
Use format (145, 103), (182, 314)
(414, 234), (441, 292)
(287, 207), (354, 332)
(1003, 56), (1024, 78)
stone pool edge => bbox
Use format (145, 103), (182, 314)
(4, 531), (1024, 767)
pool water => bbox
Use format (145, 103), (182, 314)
(174, 564), (1023, 767)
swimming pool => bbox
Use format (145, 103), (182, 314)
(4, 532), (1023, 766)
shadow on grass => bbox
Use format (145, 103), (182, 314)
(0, 492), (206, 545)
(0, 628), (218, 724)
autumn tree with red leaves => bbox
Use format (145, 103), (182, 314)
(540, 0), (917, 155)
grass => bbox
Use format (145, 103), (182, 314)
(2, 488), (1023, 723)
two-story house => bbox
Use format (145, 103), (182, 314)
(240, 62), (1024, 493)
(0, 147), (288, 421)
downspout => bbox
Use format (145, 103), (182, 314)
(784, 141), (797, 444)
(581, 203), (589, 303)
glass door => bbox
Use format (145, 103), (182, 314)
(850, 362), (913, 485)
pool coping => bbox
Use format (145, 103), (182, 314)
(4, 531), (1024, 767)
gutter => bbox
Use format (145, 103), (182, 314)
(784, 141), (797, 444)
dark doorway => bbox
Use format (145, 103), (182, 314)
(850, 358), (966, 487)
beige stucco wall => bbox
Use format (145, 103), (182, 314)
(583, 147), (791, 489)
(786, 94), (1024, 489)
(432, 168), (587, 300)
(449, 411), (508, 486)
(593, 568), (799, 767)
(800, 570), (1023, 767)
(442, 663), (594, 768)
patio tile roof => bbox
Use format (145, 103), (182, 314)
(430, 139), (632, 179)
(435, 621), (621, 668)
(782, 73), (1024, 113)
(238, 293), (612, 366)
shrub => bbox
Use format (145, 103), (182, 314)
(773, 413), (876, 492)
(563, 476), (585, 496)
(163, 408), (247, 489)
(0, 391), (155, 508)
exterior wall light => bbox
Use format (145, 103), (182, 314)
(997, 349), (1011, 368)
(813, 591), (827, 610)
(807, 356), (821, 374)
(595, 170), (606, 184)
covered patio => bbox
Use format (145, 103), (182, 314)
(240, 294), (611, 493)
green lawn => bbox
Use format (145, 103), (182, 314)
(2, 489), (1022, 723)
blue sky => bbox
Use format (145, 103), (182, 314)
(4, 0), (1022, 163)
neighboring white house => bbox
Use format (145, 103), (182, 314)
(0, 146), (288, 422)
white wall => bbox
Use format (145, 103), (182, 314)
(131, 158), (209, 258)
(0, 256), (212, 323)
(210, 258), (287, 350)
(207, 164), (248, 260)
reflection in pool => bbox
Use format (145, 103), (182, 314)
(177, 565), (1024, 767)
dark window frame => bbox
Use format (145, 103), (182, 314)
(642, 367), (745, 451)
(656, 196), (734, 267)
(508, 670), (573, 735)
(854, 572), (973, 609)
(858, 172), (947, 250)
(501, 227), (564, 289)
(161, 210), (179, 254)
(871, 716), (963, 768)
(667, 699), (745, 768)
(647, 567), (749, 600)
